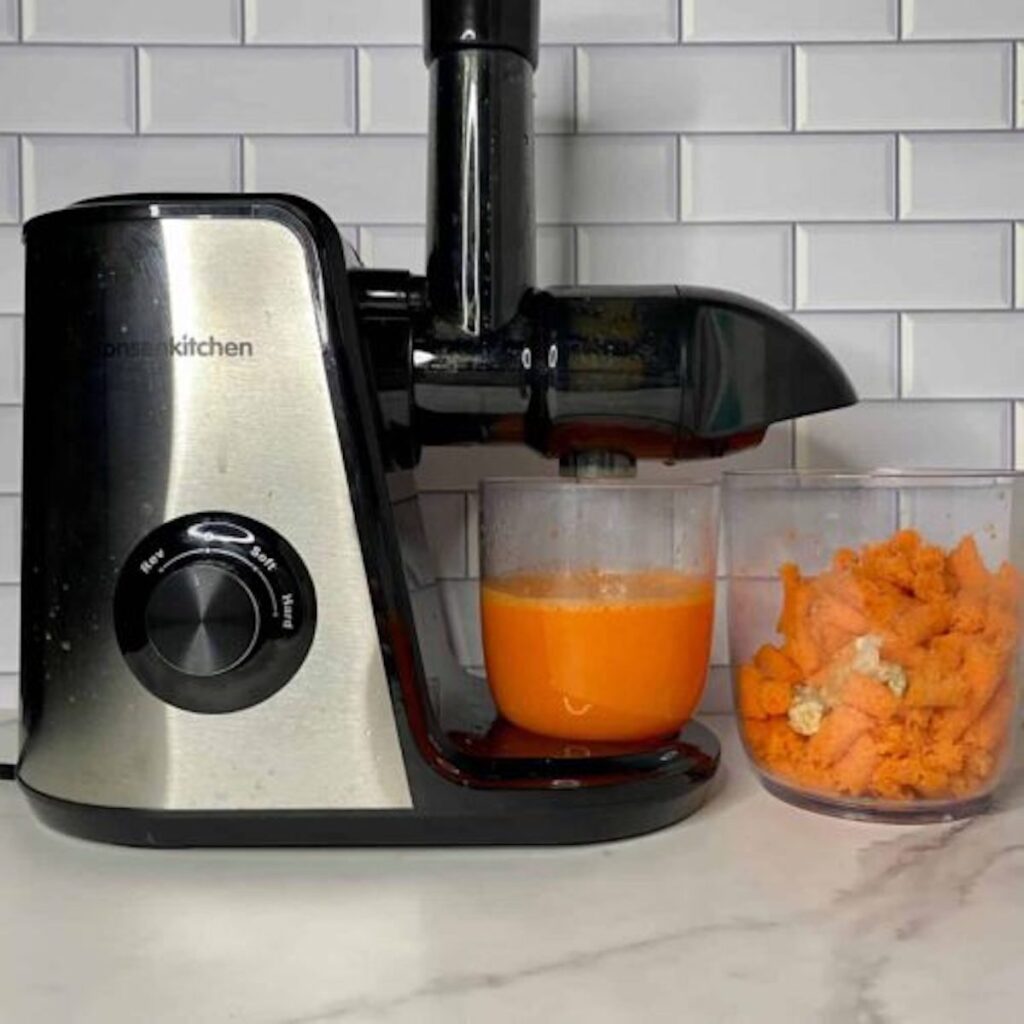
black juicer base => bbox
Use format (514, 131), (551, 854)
(19, 720), (720, 848)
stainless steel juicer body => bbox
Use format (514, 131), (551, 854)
(16, 0), (857, 846)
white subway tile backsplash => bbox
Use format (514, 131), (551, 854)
(417, 447), (560, 492)
(358, 225), (574, 284)
(419, 424), (794, 500)
(789, 313), (898, 399)
(359, 225), (424, 273)
(245, 137), (425, 223)
(0, 138), (17, 223)
(419, 493), (467, 578)
(24, 0), (240, 43)
(700, 666), (732, 714)
(685, 0), (896, 41)
(904, 0), (1024, 39)
(712, 579), (729, 666)
(682, 134), (894, 222)
(0, 587), (17, 672)
(796, 43), (1012, 130)
(1018, 223), (1023, 307)
(578, 46), (790, 133)
(1017, 403), (1024, 470)
(140, 47), (355, 134)
(0, 228), (23, 314)
(537, 136), (677, 223)
(23, 136), (240, 217)
(634, 423), (795, 485)
(901, 134), (1024, 221)
(541, 0), (677, 43)
(537, 226), (575, 287)
(358, 46), (573, 135)
(902, 313), (1024, 398)
(0, 47), (134, 133)
(0, 1), (16, 40)
(439, 579), (482, 667)
(0, 675), (14, 710)
(0, 498), (18, 581)
(796, 223), (1012, 310)
(245, 0), (420, 45)
(578, 224), (791, 307)
(533, 48), (576, 136)
(1019, 45), (1023, 129)
(466, 491), (480, 577)
(0, 317), (22, 403)
(357, 48), (425, 135)
(0, 406), (22, 490)
(0, 5), (1022, 686)
(796, 400), (1011, 470)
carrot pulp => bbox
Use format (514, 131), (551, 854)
(481, 569), (715, 741)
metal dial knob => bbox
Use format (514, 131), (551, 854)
(144, 561), (260, 677)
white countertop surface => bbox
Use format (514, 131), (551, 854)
(2, 715), (1022, 1024)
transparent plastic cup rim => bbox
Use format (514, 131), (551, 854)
(723, 468), (1023, 488)
(479, 477), (720, 492)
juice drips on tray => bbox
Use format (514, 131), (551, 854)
(482, 569), (714, 741)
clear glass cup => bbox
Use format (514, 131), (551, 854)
(479, 478), (718, 742)
(724, 471), (1023, 822)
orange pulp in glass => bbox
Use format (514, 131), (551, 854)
(481, 569), (715, 741)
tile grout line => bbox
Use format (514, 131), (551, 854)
(571, 45), (578, 135)
(15, 134), (23, 223)
(2, 38), (1023, 49)
(675, 134), (682, 221)
(239, 0), (246, 45)
(1012, 221), (1018, 309)
(571, 45), (580, 289)
(1012, 398), (1018, 470)
(788, 44), (796, 132)
(133, 46), (140, 133)
(894, 132), (901, 220)
(1013, 40), (1020, 130)
(790, 222), (797, 310)
(463, 493), (471, 580)
(5, 128), (1021, 141)
(896, 311), (905, 398)
(353, 46), (361, 133)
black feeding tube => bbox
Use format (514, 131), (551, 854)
(424, 2), (538, 336)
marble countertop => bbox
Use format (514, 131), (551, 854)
(2, 715), (1022, 1024)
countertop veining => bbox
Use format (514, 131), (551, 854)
(2, 716), (1022, 1023)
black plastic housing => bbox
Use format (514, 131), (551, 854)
(424, 0), (539, 66)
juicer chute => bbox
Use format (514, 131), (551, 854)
(352, 0), (854, 477)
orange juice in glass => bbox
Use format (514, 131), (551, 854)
(479, 480), (718, 742)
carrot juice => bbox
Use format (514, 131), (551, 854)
(481, 569), (715, 741)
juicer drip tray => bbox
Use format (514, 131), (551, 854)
(437, 669), (720, 787)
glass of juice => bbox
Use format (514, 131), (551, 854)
(479, 479), (719, 742)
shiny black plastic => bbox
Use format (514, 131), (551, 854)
(355, 280), (857, 464)
(424, 0), (539, 67)
(114, 511), (317, 714)
(426, 48), (535, 336)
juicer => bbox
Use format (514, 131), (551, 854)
(16, 0), (856, 845)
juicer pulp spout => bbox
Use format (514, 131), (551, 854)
(528, 285), (858, 462)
